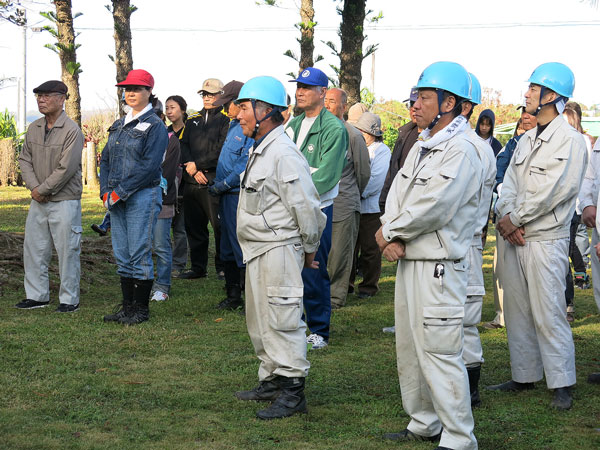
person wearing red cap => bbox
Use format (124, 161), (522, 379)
(16, 80), (85, 313)
(100, 69), (169, 325)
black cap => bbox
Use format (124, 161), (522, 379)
(212, 80), (244, 108)
(33, 80), (68, 95)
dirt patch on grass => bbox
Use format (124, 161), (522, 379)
(0, 231), (114, 298)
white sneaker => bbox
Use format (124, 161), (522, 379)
(151, 291), (169, 302)
(382, 326), (395, 334)
(306, 333), (328, 350)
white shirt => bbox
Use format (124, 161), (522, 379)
(361, 141), (390, 214)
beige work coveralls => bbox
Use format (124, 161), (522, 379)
(578, 138), (600, 311)
(463, 130), (497, 367)
(237, 126), (326, 382)
(496, 115), (587, 389)
(381, 131), (483, 450)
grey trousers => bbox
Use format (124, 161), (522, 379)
(328, 212), (360, 308)
(464, 236), (484, 367)
(245, 244), (309, 381)
(503, 238), (576, 389)
(23, 199), (82, 305)
(491, 227), (506, 326)
(591, 229), (600, 311)
(395, 258), (477, 450)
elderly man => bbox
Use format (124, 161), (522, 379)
(324, 87), (370, 309)
(180, 78), (229, 279)
(286, 67), (348, 349)
(490, 63), (587, 411)
(234, 76), (326, 420)
(16, 80), (84, 312)
(378, 61), (481, 449)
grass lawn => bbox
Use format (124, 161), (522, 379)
(1, 186), (600, 449)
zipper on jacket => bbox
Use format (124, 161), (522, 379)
(262, 212), (277, 235)
(435, 231), (443, 249)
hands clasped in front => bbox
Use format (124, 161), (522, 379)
(375, 226), (405, 262)
(497, 213), (526, 246)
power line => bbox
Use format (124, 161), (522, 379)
(72, 20), (600, 33)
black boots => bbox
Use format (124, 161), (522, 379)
(104, 277), (134, 322)
(551, 386), (573, 410)
(217, 261), (244, 310)
(486, 380), (535, 392)
(104, 278), (152, 325)
(119, 279), (152, 325)
(236, 376), (307, 419)
(235, 379), (281, 401)
(217, 285), (243, 310)
(467, 365), (482, 408)
(383, 429), (442, 442)
(588, 372), (600, 384)
(256, 376), (307, 420)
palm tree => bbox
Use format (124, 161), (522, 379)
(106, 0), (137, 117)
(40, 0), (82, 127)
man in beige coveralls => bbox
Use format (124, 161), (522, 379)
(376, 62), (482, 450)
(490, 62), (587, 411)
(233, 76), (326, 420)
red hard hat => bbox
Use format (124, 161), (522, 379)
(116, 69), (154, 88)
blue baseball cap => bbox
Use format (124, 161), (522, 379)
(289, 67), (329, 87)
(403, 86), (418, 103)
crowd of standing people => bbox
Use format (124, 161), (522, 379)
(14, 58), (600, 448)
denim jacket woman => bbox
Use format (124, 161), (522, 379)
(100, 107), (168, 201)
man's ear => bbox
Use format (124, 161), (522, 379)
(442, 95), (456, 113)
(544, 89), (558, 104)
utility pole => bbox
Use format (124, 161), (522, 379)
(370, 52), (375, 95)
(18, 7), (27, 133)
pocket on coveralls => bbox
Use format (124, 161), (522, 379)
(70, 225), (83, 251)
(267, 286), (304, 331)
(422, 306), (464, 355)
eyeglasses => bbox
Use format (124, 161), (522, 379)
(35, 93), (63, 100)
(123, 86), (147, 92)
(200, 92), (217, 98)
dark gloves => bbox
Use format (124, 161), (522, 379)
(208, 180), (230, 197)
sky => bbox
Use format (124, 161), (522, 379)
(1, 0), (600, 117)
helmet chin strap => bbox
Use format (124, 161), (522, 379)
(533, 86), (565, 116)
(426, 89), (463, 130)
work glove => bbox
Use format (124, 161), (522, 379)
(208, 180), (230, 197)
(102, 190), (120, 209)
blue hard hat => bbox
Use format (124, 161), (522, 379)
(236, 76), (288, 108)
(416, 61), (471, 99)
(468, 73), (482, 105)
(527, 62), (574, 98)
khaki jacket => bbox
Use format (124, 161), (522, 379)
(381, 131), (483, 260)
(236, 126), (327, 263)
(496, 115), (587, 241)
(19, 111), (84, 201)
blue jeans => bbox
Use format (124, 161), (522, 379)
(110, 186), (162, 280)
(302, 204), (333, 340)
(153, 217), (173, 293)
